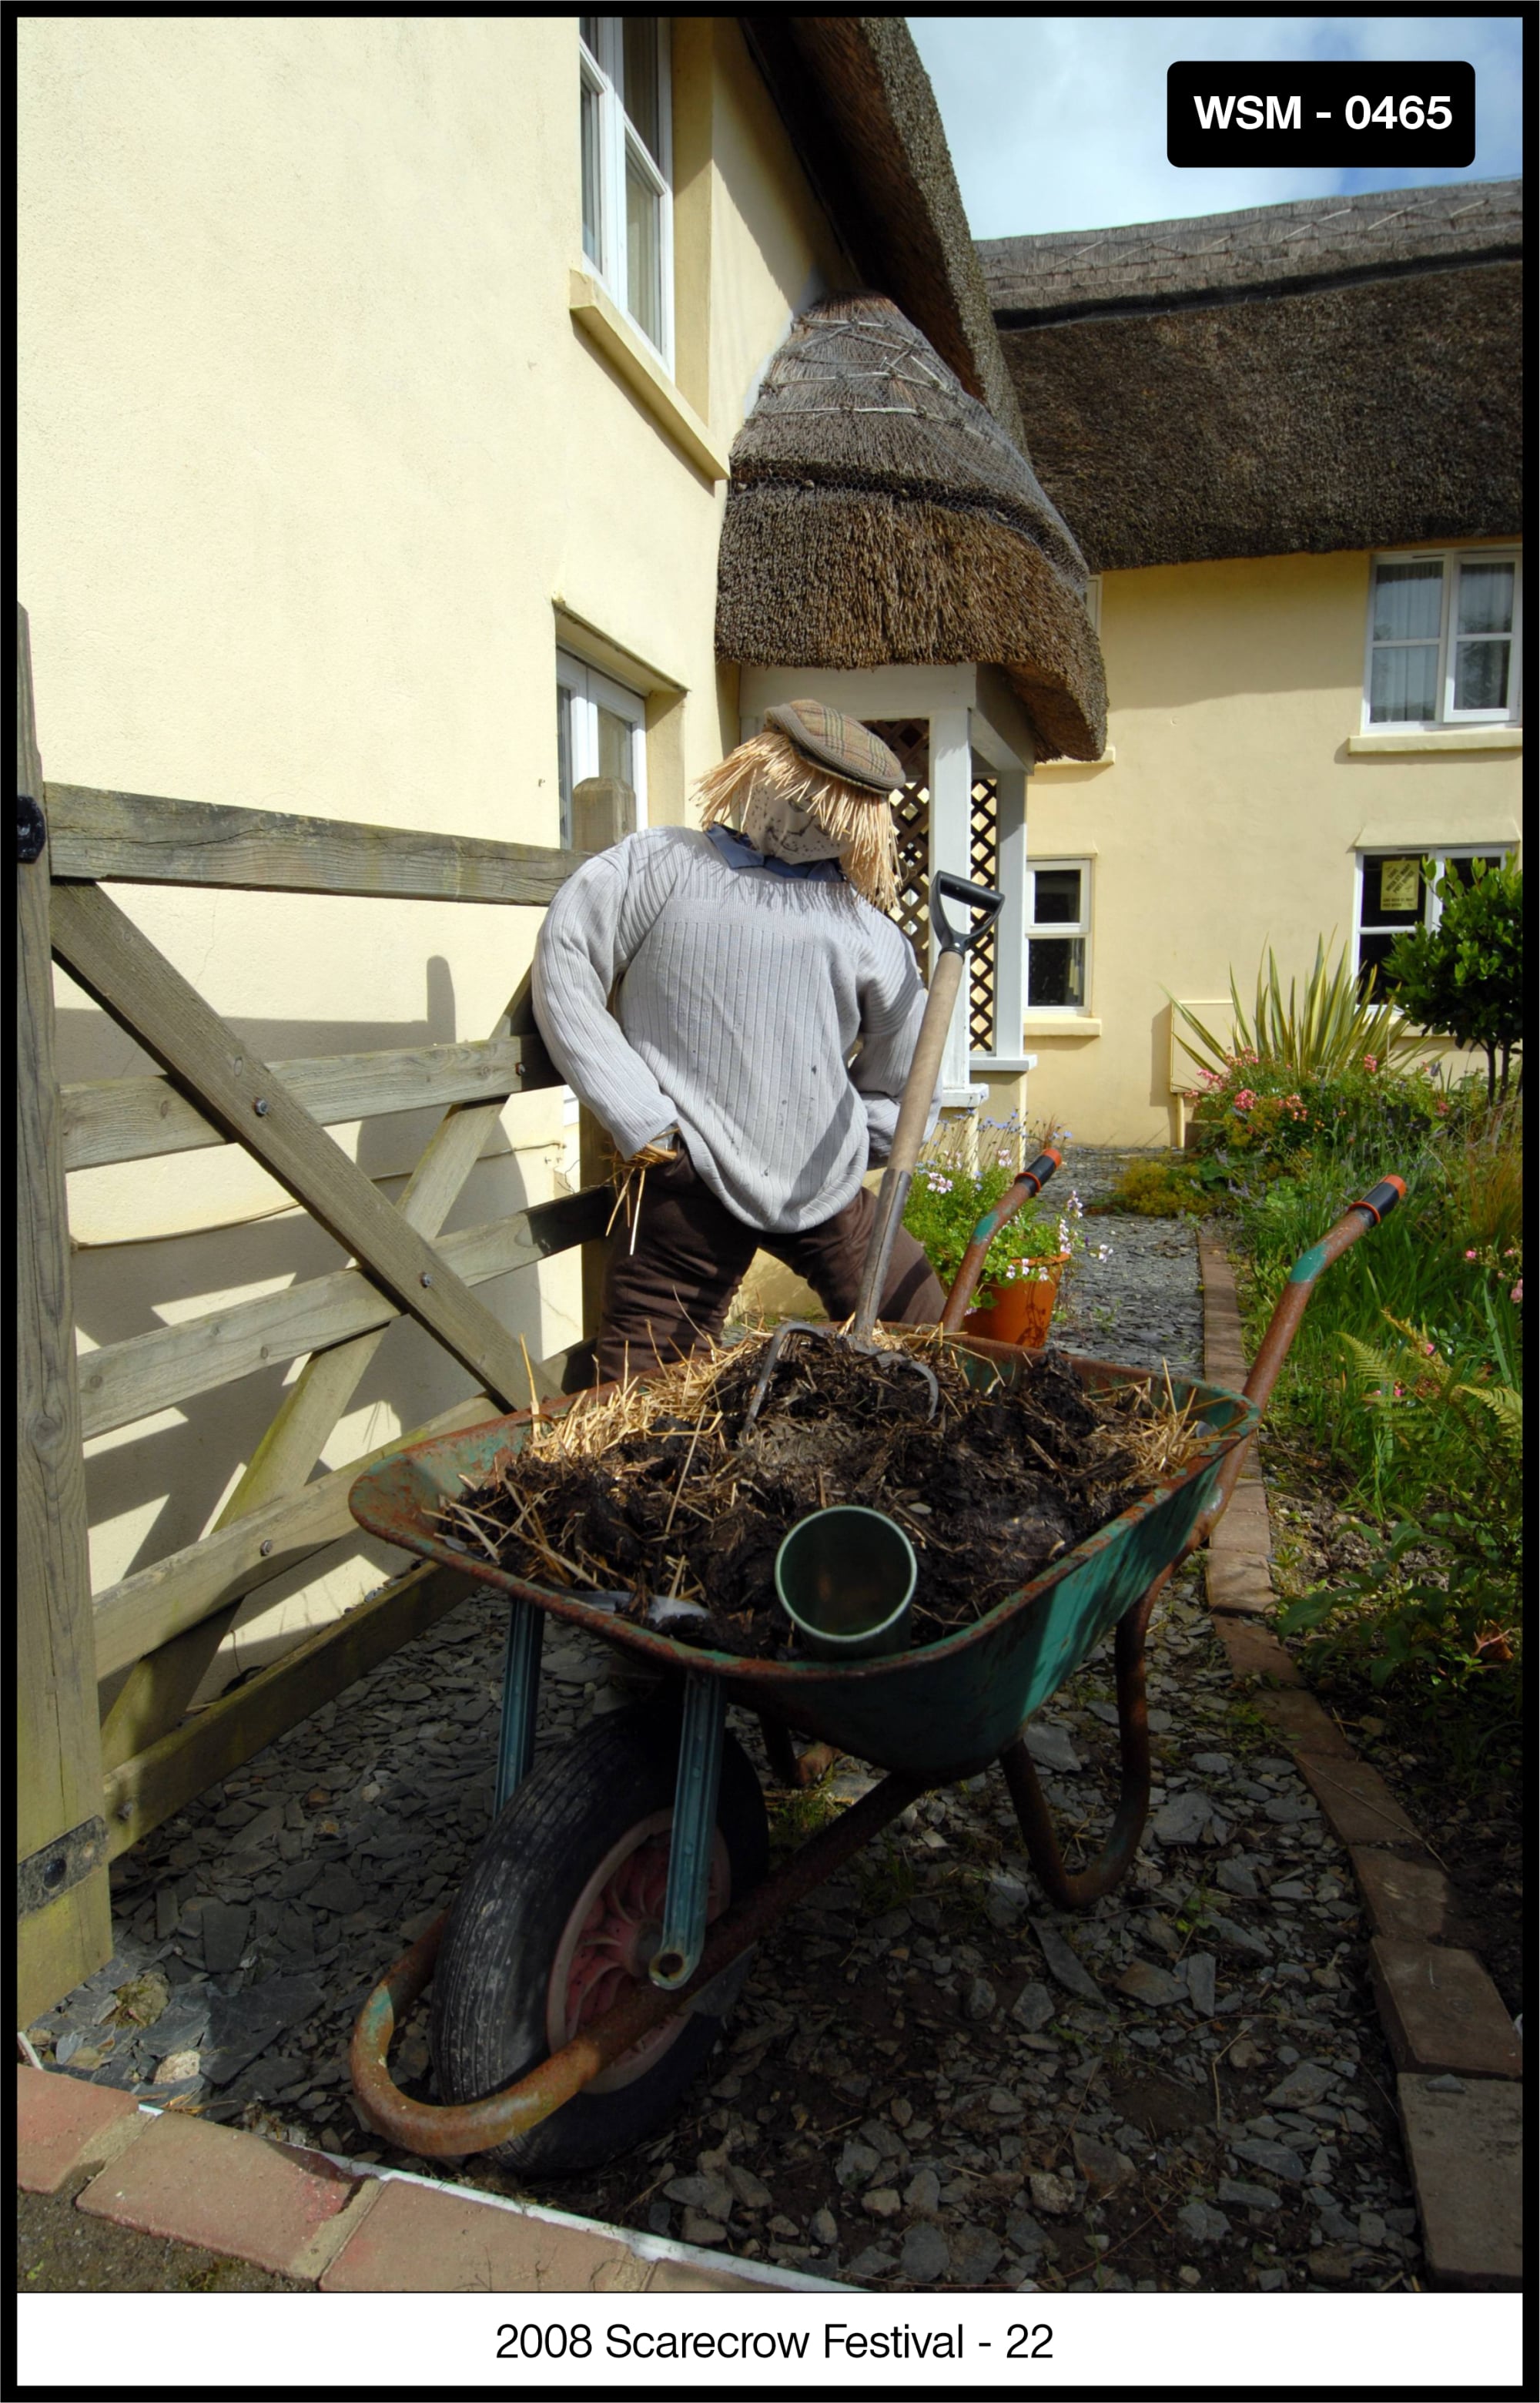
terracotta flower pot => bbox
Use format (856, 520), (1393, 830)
(961, 1254), (1070, 1349)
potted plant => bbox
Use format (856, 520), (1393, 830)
(902, 1118), (1098, 1347)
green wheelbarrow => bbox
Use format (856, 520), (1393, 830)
(344, 1175), (1404, 2173)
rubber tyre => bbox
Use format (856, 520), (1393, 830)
(429, 1704), (768, 2173)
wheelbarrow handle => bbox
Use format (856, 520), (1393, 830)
(939, 1148), (1063, 1332)
(1198, 1171), (1407, 1536)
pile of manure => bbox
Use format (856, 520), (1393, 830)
(435, 1330), (1207, 1658)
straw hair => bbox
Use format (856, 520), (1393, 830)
(696, 729), (901, 914)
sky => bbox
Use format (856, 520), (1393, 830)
(907, 15), (1524, 239)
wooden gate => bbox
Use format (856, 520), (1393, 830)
(15, 607), (616, 2023)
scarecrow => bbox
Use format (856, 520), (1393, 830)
(533, 700), (946, 1383)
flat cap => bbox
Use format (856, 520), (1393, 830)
(764, 700), (903, 796)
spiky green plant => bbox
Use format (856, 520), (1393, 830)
(1169, 937), (1415, 1080)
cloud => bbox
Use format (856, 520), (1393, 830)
(907, 15), (1523, 237)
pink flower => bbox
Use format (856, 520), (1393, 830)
(1232, 1089), (1257, 1113)
(1423, 1342), (1436, 1356)
(1362, 1055), (1378, 1073)
(1436, 1101), (1449, 1115)
(1512, 1280), (1523, 1305)
(1465, 1249), (1478, 1261)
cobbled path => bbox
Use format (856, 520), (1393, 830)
(32, 1156), (1422, 2294)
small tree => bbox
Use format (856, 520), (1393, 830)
(1381, 859), (1525, 1102)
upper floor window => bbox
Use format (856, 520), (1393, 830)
(580, 17), (672, 366)
(1365, 550), (1522, 729)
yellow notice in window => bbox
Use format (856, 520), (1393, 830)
(1381, 858), (1421, 911)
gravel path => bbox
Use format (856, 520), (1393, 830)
(28, 1161), (1421, 2294)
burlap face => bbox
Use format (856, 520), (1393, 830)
(741, 784), (845, 863)
(695, 729), (900, 911)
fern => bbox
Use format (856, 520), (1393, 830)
(1454, 1380), (1523, 1450)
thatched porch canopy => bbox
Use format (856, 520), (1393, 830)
(980, 180), (1523, 573)
(715, 293), (1107, 762)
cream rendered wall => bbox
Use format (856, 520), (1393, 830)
(1021, 550), (1523, 1148)
(18, 15), (846, 1684)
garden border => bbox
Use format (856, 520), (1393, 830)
(1197, 1235), (1522, 2289)
(15, 2064), (841, 2295)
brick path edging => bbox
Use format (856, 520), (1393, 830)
(1196, 1235), (1522, 2289)
(15, 2066), (842, 2296)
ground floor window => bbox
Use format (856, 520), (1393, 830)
(1025, 859), (1091, 1011)
(556, 650), (647, 849)
(1356, 844), (1512, 993)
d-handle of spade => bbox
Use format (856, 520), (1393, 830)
(851, 873), (1006, 1342)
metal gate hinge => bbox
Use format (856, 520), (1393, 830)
(16, 1816), (109, 1919)
(16, 793), (47, 863)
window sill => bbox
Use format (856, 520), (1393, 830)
(568, 270), (730, 482)
(972, 1055), (1039, 1075)
(1033, 747), (1116, 772)
(1021, 1017), (1103, 1038)
(1348, 726), (1522, 756)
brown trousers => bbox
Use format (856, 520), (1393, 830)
(594, 1149), (945, 1384)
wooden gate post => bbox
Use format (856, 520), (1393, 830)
(15, 607), (113, 2024)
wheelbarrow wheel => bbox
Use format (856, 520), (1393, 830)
(429, 1702), (768, 2173)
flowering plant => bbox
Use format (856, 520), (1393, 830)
(1189, 1052), (1449, 1172)
(901, 1115), (1111, 1310)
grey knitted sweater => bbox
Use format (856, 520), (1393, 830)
(531, 827), (930, 1232)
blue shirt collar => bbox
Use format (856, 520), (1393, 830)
(704, 823), (845, 883)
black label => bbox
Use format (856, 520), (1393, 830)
(1168, 62), (1475, 168)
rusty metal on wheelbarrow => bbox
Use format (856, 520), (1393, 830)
(350, 1766), (924, 2157)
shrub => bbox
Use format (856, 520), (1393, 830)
(1170, 936), (1414, 1083)
(1381, 858), (1524, 1103)
(1107, 1157), (1223, 1217)
(1187, 1052), (1448, 1174)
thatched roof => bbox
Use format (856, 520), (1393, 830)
(739, 15), (1027, 445)
(980, 180), (1523, 571)
(715, 293), (1106, 762)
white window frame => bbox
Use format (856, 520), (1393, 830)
(1023, 856), (1093, 1016)
(556, 649), (648, 852)
(1362, 548), (1522, 731)
(1354, 842), (1515, 988)
(578, 17), (674, 373)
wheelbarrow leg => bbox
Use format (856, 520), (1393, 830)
(1003, 1583), (1160, 1910)
(651, 1674), (726, 1990)
(758, 1714), (839, 1791)
(494, 1595), (544, 1815)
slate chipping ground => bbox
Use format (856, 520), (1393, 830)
(27, 1155), (1426, 2293)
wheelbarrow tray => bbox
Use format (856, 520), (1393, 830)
(350, 1339), (1257, 1785)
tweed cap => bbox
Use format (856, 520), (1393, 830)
(764, 700), (903, 796)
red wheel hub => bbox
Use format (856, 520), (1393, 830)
(546, 1813), (731, 2093)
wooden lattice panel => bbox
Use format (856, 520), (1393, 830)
(969, 775), (999, 1054)
(868, 719), (931, 977)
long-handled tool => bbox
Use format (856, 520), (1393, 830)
(740, 871), (1005, 1433)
